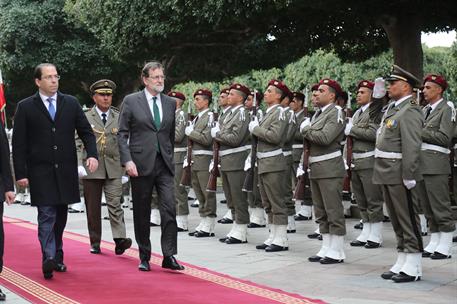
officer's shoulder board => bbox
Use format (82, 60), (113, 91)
(110, 106), (120, 113)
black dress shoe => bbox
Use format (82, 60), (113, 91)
(381, 271), (397, 280)
(383, 215), (391, 222)
(150, 222), (160, 227)
(350, 240), (366, 247)
(103, 216), (109, 220)
(90, 246), (101, 254)
(190, 202), (199, 208)
(114, 238), (132, 255)
(295, 214), (312, 221)
(287, 229), (296, 233)
(430, 252), (451, 260)
(364, 240), (381, 249)
(307, 232), (321, 239)
(308, 255), (322, 262)
(187, 196), (195, 201)
(138, 260), (150, 271)
(421, 232), (428, 236)
(0, 288), (5, 301)
(177, 227), (189, 232)
(194, 231), (215, 238)
(225, 237), (247, 244)
(354, 222), (363, 230)
(68, 208), (83, 213)
(55, 263), (67, 272)
(318, 234), (323, 240)
(256, 243), (268, 250)
(265, 244), (288, 252)
(453, 235), (457, 243)
(422, 251), (432, 258)
(217, 218), (233, 224)
(392, 272), (420, 283)
(247, 222), (266, 228)
(188, 231), (198, 236)
(320, 257), (343, 264)
(42, 258), (56, 279)
(219, 199), (227, 204)
(219, 237), (228, 243)
(162, 256), (185, 270)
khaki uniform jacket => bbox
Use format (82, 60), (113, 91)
(251, 104), (287, 174)
(282, 107), (296, 153)
(419, 100), (454, 175)
(174, 109), (188, 164)
(77, 107), (123, 179)
(349, 103), (382, 170)
(373, 97), (424, 184)
(292, 109), (306, 162)
(219, 106), (232, 127)
(188, 109), (213, 171)
(216, 105), (250, 171)
(301, 103), (345, 179)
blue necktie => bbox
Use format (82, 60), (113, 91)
(47, 98), (56, 120)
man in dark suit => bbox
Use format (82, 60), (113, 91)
(0, 122), (16, 300)
(12, 63), (98, 280)
(118, 61), (184, 272)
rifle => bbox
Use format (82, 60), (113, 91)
(206, 100), (220, 192)
(180, 100), (193, 187)
(293, 87), (309, 201)
(342, 91), (353, 199)
(242, 90), (258, 192)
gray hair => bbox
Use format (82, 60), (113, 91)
(141, 61), (164, 78)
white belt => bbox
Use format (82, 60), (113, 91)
(374, 148), (402, 159)
(257, 149), (283, 159)
(421, 143), (451, 154)
(283, 151), (292, 156)
(292, 144), (303, 149)
(309, 150), (342, 164)
(174, 147), (187, 153)
(454, 143), (457, 149)
(192, 150), (213, 156)
(219, 145), (251, 157)
(352, 151), (375, 159)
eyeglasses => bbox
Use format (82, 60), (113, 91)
(41, 75), (61, 81)
(147, 75), (166, 81)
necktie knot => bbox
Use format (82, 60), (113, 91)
(425, 106), (432, 120)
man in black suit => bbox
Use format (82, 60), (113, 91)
(12, 63), (98, 279)
(118, 61), (184, 271)
(0, 122), (16, 300)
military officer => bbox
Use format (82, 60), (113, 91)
(186, 89), (217, 237)
(301, 78), (346, 264)
(419, 74), (455, 259)
(346, 80), (385, 249)
(249, 79), (289, 252)
(373, 65), (424, 283)
(213, 83), (251, 244)
(77, 79), (131, 255)
(168, 91), (190, 232)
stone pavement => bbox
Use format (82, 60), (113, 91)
(2, 191), (456, 304)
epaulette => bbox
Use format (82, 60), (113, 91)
(334, 105), (344, 123)
(239, 107), (246, 121)
(288, 109), (296, 124)
(207, 111), (214, 126)
(110, 106), (120, 113)
(177, 110), (185, 123)
(278, 107), (286, 121)
(447, 101), (456, 122)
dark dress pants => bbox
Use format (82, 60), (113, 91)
(37, 205), (68, 263)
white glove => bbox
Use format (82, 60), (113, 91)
(403, 179), (416, 190)
(244, 155), (251, 171)
(209, 159), (214, 172)
(78, 165), (87, 178)
(296, 165), (305, 177)
(344, 117), (353, 136)
(185, 123), (194, 136)
(248, 117), (259, 133)
(300, 118), (311, 132)
(373, 77), (386, 99)
(183, 158), (189, 168)
(211, 122), (220, 138)
(121, 175), (129, 184)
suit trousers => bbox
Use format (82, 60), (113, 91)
(247, 166), (263, 209)
(191, 170), (217, 218)
(419, 176), (455, 233)
(351, 168), (384, 223)
(259, 170), (287, 225)
(131, 154), (178, 261)
(283, 155), (296, 216)
(174, 162), (189, 216)
(83, 178), (126, 246)
(37, 205), (68, 263)
(382, 184), (423, 253)
(293, 162), (313, 206)
(310, 177), (346, 235)
(221, 170), (249, 224)
(0, 203), (3, 272)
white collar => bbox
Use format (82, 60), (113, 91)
(394, 94), (412, 107)
(39, 92), (57, 104)
(360, 103), (370, 113)
(95, 106), (110, 117)
(231, 104), (243, 113)
(428, 98), (444, 112)
(144, 89), (161, 102)
(198, 108), (210, 118)
(319, 103), (332, 113)
(295, 109), (304, 117)
(266, 104), (280, 113)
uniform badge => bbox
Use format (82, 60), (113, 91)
(111, 128), (118, 134)
(385, 119), (397, 129)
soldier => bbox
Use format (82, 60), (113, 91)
(186, 89), (217, 237)
(168, 91), (190, 232)
(373, 65), (424, 283)
(213, 83), (251, 243)
(301, 78), (346, 264)
(346, 80), (385, 249)
(77, 79), (132, 255)
(249, 79), (288, 252)
(419, 74), (455, 259)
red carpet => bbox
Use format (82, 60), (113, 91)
(0, 217), (325, 304)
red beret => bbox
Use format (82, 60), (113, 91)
(249, 91), (263, 102)
(167, 91), (186, 101)
(319, 78), (343, 97)
(357, 80), (374, 90)
(311, 83), (319, 92)
(229, 83), (251, 97)
(194, 89), (212, 99)
(293, 92), (305, 101)
(423, 74), (448, 91)
(267, 79), (291, 99)
(220, 87), (230, 95)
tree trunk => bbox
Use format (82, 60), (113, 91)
(380, 13), (423, 80)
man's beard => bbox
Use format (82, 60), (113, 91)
(154, 85), (164, 93)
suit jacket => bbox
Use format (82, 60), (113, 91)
(77, 106), (124, 179)
(12, 92), (97, 206)
(118, 90), (176, 176)
(419, 100), (454, 175)
(372, 97), (424, 184)
(187, 109), (213, 171)
(174, 108), (187, 164)
(292, 109), (305, 162)
(301, 103), (345, 179)
(0, 126), (13, 199)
